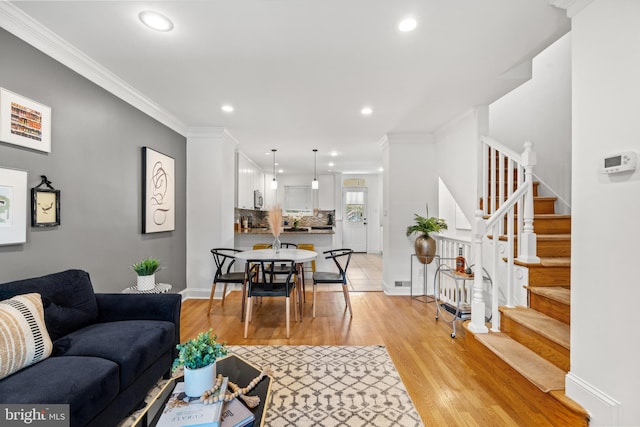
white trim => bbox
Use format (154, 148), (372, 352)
(0, 3), (188, 136)
(566, 372), (619, 426)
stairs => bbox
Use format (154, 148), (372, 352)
(467, 185), (590, 425)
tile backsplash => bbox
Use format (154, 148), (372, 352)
(235, 208), (335, 228)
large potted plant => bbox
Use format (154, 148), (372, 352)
(406, 213), (448, 264)
(132, 257), (160, 291)
(172, 329), (228, 397)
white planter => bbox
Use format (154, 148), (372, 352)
(184, 362), (216, 398)
(136, 273), (156, 291)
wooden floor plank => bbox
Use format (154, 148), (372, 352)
(181, 291), (585, 426)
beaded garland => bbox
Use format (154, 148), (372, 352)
(200, 367), (271, 406)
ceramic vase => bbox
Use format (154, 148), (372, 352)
(272, 236), (281, 254)
(184, 362), (216, 397)
(136, 273), (155, 291)
(414, 234), (437, 264)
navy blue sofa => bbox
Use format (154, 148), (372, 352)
(0, 269), (181, 427)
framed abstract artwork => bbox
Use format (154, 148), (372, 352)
(0, 167), (27, 246)
(0, 88), (52, 153)
(142, 147), (175, 233)
(31, 175), (60, 227)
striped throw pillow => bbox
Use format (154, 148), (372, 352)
(0, 293), (53, 380)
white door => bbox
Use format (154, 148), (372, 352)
(342, 188), (367, 252)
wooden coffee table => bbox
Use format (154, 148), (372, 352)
(122, 354), (272, 427)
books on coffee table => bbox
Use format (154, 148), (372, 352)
(221, 397), (255, 427)
(157, 377), (228, 427)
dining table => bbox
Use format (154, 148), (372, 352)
(234, 248), (318, 321)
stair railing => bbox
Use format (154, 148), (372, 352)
(469, 137), (540, 334)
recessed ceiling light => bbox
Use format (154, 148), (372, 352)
(330, 151), (338, 157)
(398, 17), (417, 32)
(221, 105), (234, 113)
(361, 107), (373, 115)
(378, 167), (384, 172)
(329, 162), (335, 167)
(278, 169), (284, 174)
(138, 11), (174, 32)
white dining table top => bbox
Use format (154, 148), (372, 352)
(234, 248), (318, 263)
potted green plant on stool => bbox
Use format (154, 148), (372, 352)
(172, 329), (228, 397)
(132, 257), (160, 291)
(406, 212), (448, 264)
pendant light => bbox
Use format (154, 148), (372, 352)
(271, 149), (278, 190)
(311, 149), (319, 189)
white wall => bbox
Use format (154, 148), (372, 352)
(489, 33), (572, 211)
(382, 133), (438, 294)
(567, 1), (640, 425)
(186, 128), (237, 297)
(434, 108), (488, 226)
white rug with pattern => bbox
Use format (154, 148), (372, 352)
(228, 345), (424, 427)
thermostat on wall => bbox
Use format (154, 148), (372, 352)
(602, 151), (637, 174)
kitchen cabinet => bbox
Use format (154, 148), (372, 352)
(318, 174), (335, 210)
(236, 152), (265, 209)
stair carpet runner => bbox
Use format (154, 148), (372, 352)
(467, 177), (589, 425)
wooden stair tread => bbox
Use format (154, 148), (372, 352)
(474, 331), (566, 392)
(528, 287), (571, 305)
(514, 257), (571, 267)
(490, 234), (571, 241)
(500, 306), (570, 349)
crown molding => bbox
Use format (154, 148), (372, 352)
(186, 127), (226, 139)
(550, 0), (595, 17)
(0, 2), (188, 136)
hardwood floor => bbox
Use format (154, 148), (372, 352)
(181, 288), (569, 426)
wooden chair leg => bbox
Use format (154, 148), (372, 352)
(244, 296), (252, 338)
(221, 283), (228, 306)
(207, 282), (217, 315)
(312, 284), (317, 318)
(285, 296), (290, 338)
(342, 284), (353, 317)
(292, 288), (299, 322)
(240, 280), (247, 321)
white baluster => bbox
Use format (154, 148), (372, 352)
(469, 210), (488, 334)
(518, 141), (540, 263)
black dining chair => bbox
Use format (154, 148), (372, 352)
(244, 259), (298, 339)
(312, 249), (354, 318)
(209, 248), (248, 317)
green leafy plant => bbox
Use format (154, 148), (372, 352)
(406, 213), (448, 238)
(131, 258), (160, 276)
(172, 329), (228, 371)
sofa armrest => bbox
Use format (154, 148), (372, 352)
(96, 293), (181, 357)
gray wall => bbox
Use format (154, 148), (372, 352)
(0, 29), (187, 292)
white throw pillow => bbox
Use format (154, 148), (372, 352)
(0, 293), (53, 380)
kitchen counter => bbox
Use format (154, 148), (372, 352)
(235, 228), (334, 235)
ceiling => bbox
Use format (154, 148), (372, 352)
(6, 0), (569, 175)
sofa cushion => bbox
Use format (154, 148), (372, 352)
(0, 355), (119, 427)
(0, 293), (53, 380)
(59, 320), (175, 389)
(0, 270), (99, 341)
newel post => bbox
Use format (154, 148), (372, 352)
(469, 210), (489, 334)
(518, 141), (540, 263)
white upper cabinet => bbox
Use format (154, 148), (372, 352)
(318, 174), (335, 210)
(236, 152), (265, 209)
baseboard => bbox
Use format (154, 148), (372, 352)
(180, 286), (236, 301)
(565, 372), (620, 426)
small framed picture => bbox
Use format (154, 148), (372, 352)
(31, 187), (60, 227)
(0, 88), (52, 153)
